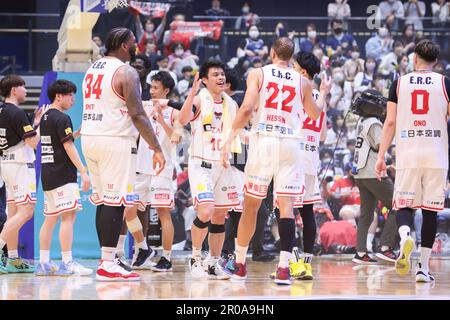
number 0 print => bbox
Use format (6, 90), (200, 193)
(411, 89), (430, 115)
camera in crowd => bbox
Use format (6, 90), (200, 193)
(351, 89), (388, 122)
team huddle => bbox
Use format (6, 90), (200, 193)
(0, 27), (448, 284)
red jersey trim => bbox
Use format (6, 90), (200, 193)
(442, 75), (449, 103)
(111, 65), (126, 102)
(258, 67), (264, 93)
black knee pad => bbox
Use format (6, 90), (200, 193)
(193, 217), (210, 229)
(209, 223), (225, 233)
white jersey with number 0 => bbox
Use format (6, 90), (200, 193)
(251, 64), (304, 139)
(396, 71), (449, 169)
(81, 56), (138, 138)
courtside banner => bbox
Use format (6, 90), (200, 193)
(33, 72), (100, 259)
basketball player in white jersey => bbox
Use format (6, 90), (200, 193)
(81, 28), (165, 281)
(123, 71), (181, 272)
(290, 51), (327, 280)
(376, 39), (450, 283)
(218, 38), (331, 285)
(178, 60), (240, 279)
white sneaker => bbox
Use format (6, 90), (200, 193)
(415, 263), (435, 283)
(64, 261), (93, 276)
(207, 260), (231, 280)
(189, 258), (208, 279)
(96, 260), (140, 282)
(396, 236), (415, 275)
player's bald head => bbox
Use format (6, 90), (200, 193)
(271, 37), (294, 62)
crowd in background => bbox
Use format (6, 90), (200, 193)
(88, 0), (450, 256)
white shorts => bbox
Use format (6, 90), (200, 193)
(229, 166), (245, 212)
(135, 173), (174, 211)
(393, 168), (447, 211)
(1, 162), (36, 205)
(188, 157), (240, 209)
(44, 183), (82, 217)
(293, 174), (322, 208)
(81, 135), (137, 207)
(245, 135), (304, 199)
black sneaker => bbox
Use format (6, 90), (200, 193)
(115, 255), (133, 272)
(132, 248), (156, 269)
(151, 256), (172, 272)
(252, 251), (275, 262)
(352, 253), (378, 265)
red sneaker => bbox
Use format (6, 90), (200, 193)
(217, 258), (247, 280)
(96, 260), (140, 281)
(274, 267), (292, 285)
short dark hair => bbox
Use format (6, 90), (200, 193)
(272, 37), (294, 61)
(199, 60), (225, 79)
(156, 55), (168, 63)
(105, 28), (134, 55)
(135, 54), (152, 70)
(414, 39), (440, 63)
(0, 74), (25, 98)
(151, 71), (175, 92)
(47, 79), (77, 102)
(181, 66), (193, 73)
(225, 68), (240, 91)
(393, 40), (403, 49)
(331, 18), (343, 26)
(295, 51), (321, 79)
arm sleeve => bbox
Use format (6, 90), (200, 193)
(56, 115), (74, 143)
(167, 100), (197, 114)
(388, 79), (398, 103)
(13, 109), (36, 140)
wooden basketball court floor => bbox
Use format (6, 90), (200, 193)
(1, 253), (449, 300)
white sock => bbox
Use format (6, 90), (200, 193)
(163, 250), (171, 261)
(292, 247), (301, 262)
(381, 245), (389, 252)
(234, 238), (238, 251)
(357, 252), (366, 257)
(137, 240), (148, 250)
(278, 251), (291, 268)
(366, 233), (375, 252)
(235, 244), (249, 264)
(61, 251), (72, 264)
(8, 250), (18, 259)
(209, 256), (220, 267)
(40, 250), (50, 264)
(0, 238), (6, 250)
(101, 247), (116, 261)
(116, 235), (126, 256)
(303, 253), (313, 264)
(399, 225), (411, 241)
(420, 247), (432, 271)
(192, 247), (202, 261)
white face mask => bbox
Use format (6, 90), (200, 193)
(249, 30), (259, 39)
(242, 6), (250, 14)
(351, 52), (360, 60)
(366, 63), (376, 72)
(307, 31), (317, 39)
(175, 49), (184, 56)
(145, 25), (154, 33)
(378, 28), (388, 38)
(334, 72), (345, 83)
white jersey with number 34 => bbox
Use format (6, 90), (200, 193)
(395, 71), (449, 169)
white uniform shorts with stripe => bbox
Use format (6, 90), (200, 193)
(44, 183), (82, 217)
(81, 135), (137, 207)
(1, 162), (36, 205)
(293, 174), (322, 208)
(135, 173), (174, 211)
(245, 134), (304, 199)
(188, 157), (240, 209)
(229, 166), (245, 212)
(393, 168), (447, 211)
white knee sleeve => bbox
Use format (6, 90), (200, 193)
(126, 217), (142, 233)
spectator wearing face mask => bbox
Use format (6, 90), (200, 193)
(298, 24), (324, 53)
(432, 1), (450, 58)
(235, 1), (260, 30)
(326, 19), (357, 56)
(376, 0), (405, 31)
(399, 23), (418, 55)
(365, 24), (394, 61)
(397, 54), (410, 76)
(327, 0), (351, 30)
(378, 40), (405, 76)
(329, 67), (353, 113)
(354, 57), (377, 94)
(404, 0), (426, 31)
(313, 46), (329, 70)
(176, 66), (194, 100)
(168, 42), (199, 79)
(135, 12), (167, 53)
(236, 25), (268, 67)
(342, 46), (364, 83)
(147, 55), (178, 86)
